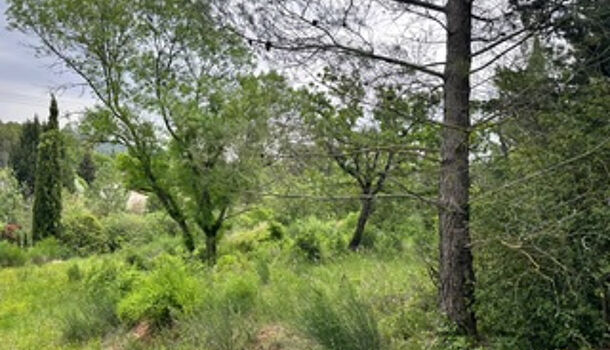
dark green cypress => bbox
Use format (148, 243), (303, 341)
(32, 96), (63, 241)
(77, 152), (97, 185)
(9, 117), (41, 196)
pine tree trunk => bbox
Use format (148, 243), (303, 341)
(348, 194), (374, 251)
(440, 0), (477, 336)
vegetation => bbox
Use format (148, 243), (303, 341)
(0, 0), (608, 349)
(32, 96), (63, 241)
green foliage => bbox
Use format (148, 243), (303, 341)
(60, 210), (107, 255)
(298, 283), (382, 350)
(60, 260), (131, 343)
(9, 117), (40, 197)
(0, 121), (21, 169)
(66, 263), (82, 282)
(32, 99), (63, 241)
(475, 51), (610, 348)
(0, 241), (26, 267)
(77, 152), (96, 185)
(0, 169), (25, 225)
(117, 254), (201, 327)
(288, 216), (348, 261)
(27, 237), (70, 264)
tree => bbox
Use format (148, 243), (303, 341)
(32, 96), (63, 241)
(0, 121), (22, 169)
(8, 0), (300, 263)
(9, 117), (41, 196)
(473, 43), (610, 348)
(303, 70), (437, 250)
(226, 0), (547, 335)
(77, 152), (96, 185)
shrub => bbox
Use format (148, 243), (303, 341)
(60, 211), (107, 255)
(28, 237), (70, 264)
(117, 254), (201, 327)
(288, 216), (350, 261)
(298, 283), (382, 350)
(0, 241), (26, 267)
(216, 271), (259, 314)
(99, 212), (179, 252)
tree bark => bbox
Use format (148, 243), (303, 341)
(348, 193), (375, 251)
(205, 231), (217, 265)
(439, 0), (477, 336)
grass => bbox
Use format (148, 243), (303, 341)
(0, 229), (439, 350)
(0, 259), (103, 349)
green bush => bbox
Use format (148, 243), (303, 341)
(28, 237), (71, 264)
(0, 241), (26, 267)
(216, 271), (259, 314)
(298, 283), (382, 350)
(101, 213), (161, 250)
(60, 211), (108, 255)
(117, 254), (201, 327)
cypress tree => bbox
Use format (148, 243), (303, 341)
(77, 151), (96, 185)
(9, 116), (41, 196)
(32, 96), (63, 240)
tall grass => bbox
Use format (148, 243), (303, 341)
(298, 282), (382, 350)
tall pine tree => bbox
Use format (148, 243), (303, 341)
(32, 96), (62, 240)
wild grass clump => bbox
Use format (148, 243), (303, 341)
(60, 259), (133, 343)
(298, 282), (382, 350)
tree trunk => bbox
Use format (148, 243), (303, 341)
(439, 0), (477, 336)
(349, 193), (374, 251)
(205, 231), (217, 265)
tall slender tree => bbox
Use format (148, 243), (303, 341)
(32, 96), (62, 241)
(10, 117), (41, 196)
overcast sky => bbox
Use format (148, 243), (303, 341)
(0, 0), (95, 125)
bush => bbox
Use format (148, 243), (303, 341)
(298, 283), (382, 350)
(288, 216), (344, 261)
(101, 212), (172, 250)
(215, 271), (259, 314)
(117, 254), (201, 327)
(60, 211), (107, 255)
(0, 241), (26, 267)
(28, 237), (71, 264)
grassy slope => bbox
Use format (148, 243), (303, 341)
(0, 260), (101, 349)
(0, 240), (437, 350)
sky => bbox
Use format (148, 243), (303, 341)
(0, 0), (95, 125)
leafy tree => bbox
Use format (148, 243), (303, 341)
(0, 169), (24, 225)
(473, 42), (610, 349)
(77, 152), (96, 185)
(227, 0), (557, 334)
(32, 96), (63, 241)
(8, 0), (300, 263)
(0, 121), (22, 169)
(304, 70), (437, 250)
(9, 117), (41, 196)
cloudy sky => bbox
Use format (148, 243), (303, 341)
(0, 0), (95, 125)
